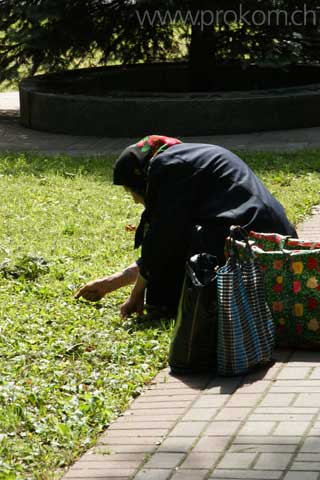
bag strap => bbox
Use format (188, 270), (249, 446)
(228, 225), (254, 263)
(279, 236), (291, 249)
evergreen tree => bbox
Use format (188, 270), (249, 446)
(0, 0), (319, 85)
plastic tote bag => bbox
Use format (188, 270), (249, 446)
(237, 231), (320, 348)
(169, 253), (218, 375)
(217, 226), (275, 377)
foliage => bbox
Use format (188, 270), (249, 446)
(0, 150), (319, 479)
(0, 1), (320, 85)
(0, 255), (49, 280)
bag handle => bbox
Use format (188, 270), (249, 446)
(228, 225), (254, 263)
(279, 236), (291, 250)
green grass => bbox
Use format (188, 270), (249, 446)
(0, 149), (320, 479)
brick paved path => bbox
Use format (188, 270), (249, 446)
(2, 91), (320, 480)
(64, 349), (320, 480)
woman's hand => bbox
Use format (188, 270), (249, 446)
(120, 293), (145, 318)
(120, 273), (147, 318)
(75, 277), (118, 302)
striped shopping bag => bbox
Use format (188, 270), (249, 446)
(217, 226), (275, 376)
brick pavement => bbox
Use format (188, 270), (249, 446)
(1, 91), (320, 480)
(63, 349), (320, 480)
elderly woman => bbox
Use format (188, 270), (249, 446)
(76, 135), (297, 317)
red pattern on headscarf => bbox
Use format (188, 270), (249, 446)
(136, 135), (182, 158)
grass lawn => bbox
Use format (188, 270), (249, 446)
(0, 150), (320, 480)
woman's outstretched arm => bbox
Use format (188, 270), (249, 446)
(75, 262), (139, 302)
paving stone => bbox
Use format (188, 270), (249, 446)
(132, 400), (193, 409)
(70, 461), (140, 469)
(309, 368), (320, 380)
(283, 473), (319, 480)
(158, 437), (197, 453)
(125, 409), (184, 419)
(193, 436), (231, 453)
(182, 408), (217, 421)
(273, 421), (310, 436)
(250, 414), (313, 422)
(180, 452), (220, 469)
(193, 395), (230, 408)
(64, 468), (136, 478)
(308, 424), (320, 436)
(204, 377), (242, 394)
(301, 437), (320, 452)
(98, 436), (162, 446)
(149, 383), (202, 391)
(92, 445), (156, 454)
(296, 453), (320, 461)
(140, 392), (197, 401)
(171, 469), (209, 480)
(236, 381), (271, 394)
(295, 393), (320, 406)
(263, 364), (283, 380)
(169, 421), (207, 437)
(254, 453), (293, 470)
(215, 407), (251, 421)
(277, 367), (311, 380)
(260, 394), (295, 407)
(80, 453), (146, 463)
(239, 422), (276, 436)
(104, 429), (168, 438)
(155, 372), (209, 389)
(217, 452), (257, 469)
(234, 436), (300, 445)
(108, 421), (174, 430)
(62, 477), (132, 480)
(230, 444), (297, 453)
(145, 388), (199, 396)
(254, 407), (318, 415)
(227, 394), (263, 407)
(244, 365), (282, 383)
(271, 383), (320, 394)
(204, 421), (240, 436)
(134, 470), (172, 480)
(210, 469), (281, 479)
(274, 381), (320, 388)
(291, 462), (320, 471)
(143, 453), (185, 469)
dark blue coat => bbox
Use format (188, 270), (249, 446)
(137, 143), (297, 312)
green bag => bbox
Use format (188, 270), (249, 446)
(226, 231), (320, 348)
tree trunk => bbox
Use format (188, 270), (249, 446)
(188, 1), (218, 90)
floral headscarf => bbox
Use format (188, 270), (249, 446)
(113, 135), (182, 197)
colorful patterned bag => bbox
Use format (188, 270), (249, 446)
(228, 231), (320, 348)
(217, 226), (275, 376)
